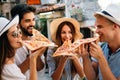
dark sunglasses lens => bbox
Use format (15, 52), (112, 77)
(12, 29), (22, 38)
(12, 32), (19, 38)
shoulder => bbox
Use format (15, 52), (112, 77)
(3, 64), (21, 73)
(2, 64), (26, 79)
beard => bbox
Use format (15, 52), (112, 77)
(20, 25), (34, 36)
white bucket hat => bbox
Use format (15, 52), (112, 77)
(94, 4), (120, 26)
(0, 15), (19, 36)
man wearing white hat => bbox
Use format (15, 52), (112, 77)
(81, 4), (120, 80)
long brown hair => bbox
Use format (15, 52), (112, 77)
(55, 21), (77, 73)
(0, 31), (15, 79)
(55, 21), (75, 47)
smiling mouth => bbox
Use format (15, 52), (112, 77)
(28, 26), (33, 30)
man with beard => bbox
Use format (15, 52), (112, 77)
(11, 4), (49, 80)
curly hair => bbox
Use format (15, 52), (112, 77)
(11, 4), (36, 23)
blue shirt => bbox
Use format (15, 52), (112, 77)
(93, 43), (120, 80)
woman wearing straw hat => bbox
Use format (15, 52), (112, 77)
(47, 17), (86, 80)
(0, 15), (45, 80)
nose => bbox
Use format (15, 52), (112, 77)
(30, 20), (35, 26)
(95, 28), (99, 33)
(18, 31), (22, 38)
(19, 34), (22, 39)
(65, 33), (71, 40)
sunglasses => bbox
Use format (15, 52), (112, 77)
(11, 29), (22, 38)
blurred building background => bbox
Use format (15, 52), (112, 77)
(1, 0), (120, 39)
(0, 0), (25, 18)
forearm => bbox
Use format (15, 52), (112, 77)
(36, 57), (44, 71)
(83, 56), (96, 80)
(19, 57), (30, 73)
(52, 57), (67, 80)
(72, 57), (85, 78)
(98, 56), (117, 80)
(30, 58), (37, 80)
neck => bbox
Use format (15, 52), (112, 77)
(22, 34), (31, 40)
(108, 38), (120, 53)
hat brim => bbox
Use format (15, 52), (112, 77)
(50, 17), (83, 43)
(0, 15), (19, 36)
(94, 12), (120, 26)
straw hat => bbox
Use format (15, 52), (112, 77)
(94, 4), (120, 26)
(50, 17), (83, 43)
(0, 15), (19, 36)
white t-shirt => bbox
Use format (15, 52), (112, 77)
(15, 46), (45, 80)
(2, 64), (26, 80)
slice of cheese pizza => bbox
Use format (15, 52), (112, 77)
(23, 40), (57, 51)
(52, 40), (75, 57)
(32, 28), (51, 42)
(22, 29), (57, 51)
(52, 37), (99, 57)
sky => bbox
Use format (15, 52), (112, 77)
(98, 0), (120, 9)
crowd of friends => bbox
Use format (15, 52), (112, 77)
(0, 3), (120, 80)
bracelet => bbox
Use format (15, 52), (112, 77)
(81, 76), (87, 80)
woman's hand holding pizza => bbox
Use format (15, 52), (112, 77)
(68, 53), (79, 61)
(30, 47), (46, 59)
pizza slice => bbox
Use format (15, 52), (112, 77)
(52, 37), (99, 57)
(83, 37), (99, 44)
(23, 40), (57, 51)
(70, 39), (85, 50)
(52, 52), (76, 57)
(52, 40), (76, 57)
(71, 37), (99, 50)
(32, 29), (51, 43)
(22, 29), (58, 51)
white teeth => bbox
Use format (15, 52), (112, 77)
(28, 27), (33, 29)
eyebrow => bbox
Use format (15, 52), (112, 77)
(7, 29), (18, 34)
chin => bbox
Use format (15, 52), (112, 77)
(99, 38), (106, 42)
(17, 43), (22, 48)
